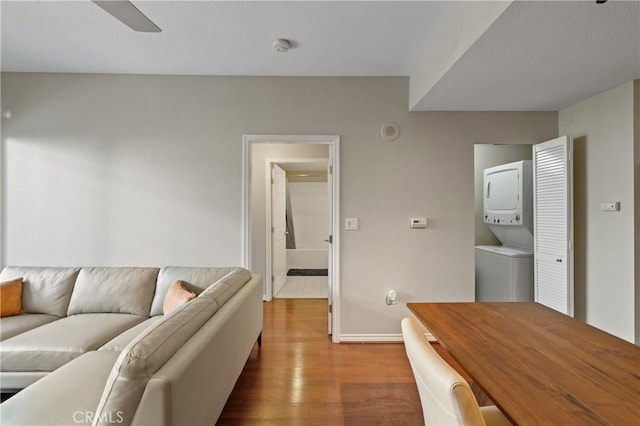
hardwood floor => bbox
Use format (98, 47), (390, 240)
(217, 298), (478, 425)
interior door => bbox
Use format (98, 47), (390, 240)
(326, 156), (333, 335)
(271, 164), (287, 297)
(533, 135), (574, 316)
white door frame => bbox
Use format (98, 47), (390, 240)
(242, 134), (341, 342)
(264, 157), (330, 301)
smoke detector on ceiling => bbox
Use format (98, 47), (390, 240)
(273, 39), (291, 53)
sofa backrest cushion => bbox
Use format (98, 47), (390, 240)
(0, 267), (79, 317)
(67, 267), (159, 316)
(150, 266), (239, 316)
(92, 268), (252, 426)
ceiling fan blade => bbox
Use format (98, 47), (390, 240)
(92, 0), (161, 33)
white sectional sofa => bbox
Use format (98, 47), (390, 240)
(0, 266), (263, 426)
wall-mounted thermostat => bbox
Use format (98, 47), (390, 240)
(410, 218), (427, 229)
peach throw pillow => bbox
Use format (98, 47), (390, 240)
(163, 280), (196, 315)
(1, 277), (23, 317)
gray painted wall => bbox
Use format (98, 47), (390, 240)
(1, 73), (558, 338)
(559, 80), (637, 342)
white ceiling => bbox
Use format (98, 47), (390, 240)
(1, 1), (639, 111)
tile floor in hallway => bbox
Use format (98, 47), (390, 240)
(275, 275), (328, 298)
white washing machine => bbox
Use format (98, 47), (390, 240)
(475, 245), (533, 302)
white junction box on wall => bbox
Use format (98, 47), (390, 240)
(410, 218), (427, 229)
(600, 202), (620, 211)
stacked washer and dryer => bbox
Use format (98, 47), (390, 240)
(475, 160), (534, 302)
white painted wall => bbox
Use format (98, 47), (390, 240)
(288, 181), (328, 249)
(474, 144), (532, 246)
(286, 249), (328, 270)
(559, 81), (636, 342)
(0, 73), (557, 338)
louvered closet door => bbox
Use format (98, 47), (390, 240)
(533, 135), (574, 316)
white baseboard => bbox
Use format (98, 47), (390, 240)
(339, 334), (403, 342)
(338, 331), (437, 343)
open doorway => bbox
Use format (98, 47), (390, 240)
(242, 135), (340, 341)
(269, 159), (329, 299)
(473, 144), (533, 303)
(473, 139), (574, 316)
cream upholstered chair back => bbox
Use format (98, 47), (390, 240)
(401, 316), (493, 426)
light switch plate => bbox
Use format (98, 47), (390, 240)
(345, 218), (359, 230)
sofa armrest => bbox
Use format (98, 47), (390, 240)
(131, 274), (263, 426)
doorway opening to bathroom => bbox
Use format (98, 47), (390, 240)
(269, 159), (329, 299)
(242, 135), (340, 341)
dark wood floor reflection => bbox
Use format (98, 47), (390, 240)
(217, 299), (472, 425)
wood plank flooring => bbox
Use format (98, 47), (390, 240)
(217, 298), (478, 425)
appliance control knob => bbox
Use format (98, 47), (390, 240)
(515, 215), (520, 221)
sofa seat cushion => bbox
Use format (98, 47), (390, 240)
(0, 267), (79, 317)
(99, 317), (163, 352)
(0, 313), (59, 341)
(1, 313), (145, 372)
(0, 351), (120, 426)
